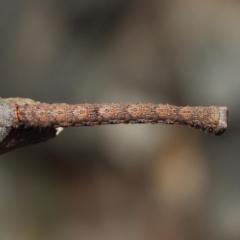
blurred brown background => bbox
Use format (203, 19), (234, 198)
(0, 0), (239, 239)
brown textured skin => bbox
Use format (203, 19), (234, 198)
(17, 103), (227, 135)
(0, 98), (227, 154)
